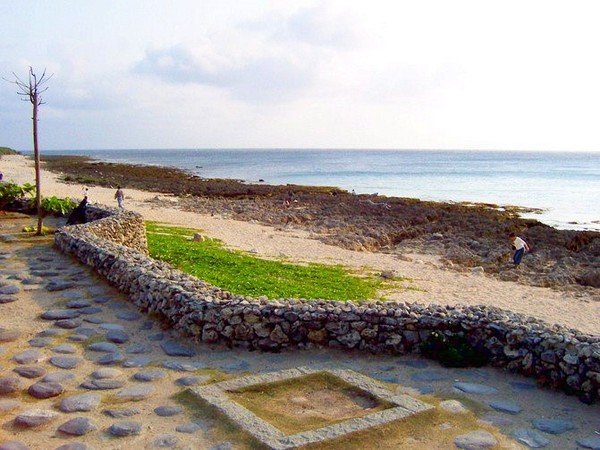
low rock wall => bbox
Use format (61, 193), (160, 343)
(54, 205), (600, 403)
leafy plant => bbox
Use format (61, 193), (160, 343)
(1, 182), (75, 217)
(40, 196), (77, 216)
(419, 331), (489, 368)
(0, 182), (35, 208)
(146, 222), (388, 301)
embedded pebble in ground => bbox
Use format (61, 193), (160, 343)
(116, 384), (155, 401)
(123, 356), (154, 368)
(80, 379), (126, 390)
(54, 319), (81, 329)
(134, 369), (166, 382)
(54, 443), (93, 450)
(513, 429), (551, 448)
(91, 368), (123, 379)
(175, 376), (210, 387)
(578, 435), (600, 450)
(0, 441), (30, 450)
(162, 360), (206, 372)
(154, 405), (183, 417)
(59, 393), (101, 412)
(57, 417), (98, 436)
(0, 284), (20, 295)
(66, 299), (92, 309)
(41, 309), (80, 320)
(87, 342), (120, 353)
(126, 343), (153, 354)
(488, 399), (522, 415)
(95, 352), (125, 365)
(13, 366), (47, 379)
(52, 344), (78, 354)
(43, 372), (76, 383)
(96, 352), (125, 366)
(160, 341), (197, 357)
(176, 422), (204, 433)
(105, 329), (130, 343)
(28, 337), (53, 347)
(103, 408), (140, 418)
(108, 421), (142, 437)
(78, 306), (102, 315)
(99, 323), (124, 331)
(454, 430), (498, 449)
(27, 381), (65, 399)
(116, 311), (141, 321)
(0, 294), (18, 303)
(0, 376), (23, 394)
(453, 382), (498, 395)
(49, 356), (84, 369)
(12, 349), (45, 365)
(45, 281), (76, 291)
(0, 400), (20, 413)
(14, 409), (59, 428)
(532, 418), (576, 434)
(0, 329), (21, 342)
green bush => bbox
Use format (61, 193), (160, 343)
(419, 331), (489, 367)
(0, 182), (35, 208)
(0, 182), (75, 217)
(41, 196), (77, 216)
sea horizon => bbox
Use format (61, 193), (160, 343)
(22, 148), (600, 232)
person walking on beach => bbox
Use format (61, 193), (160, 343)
(114, 186), (125, 208)
(509, 233), (530, 267)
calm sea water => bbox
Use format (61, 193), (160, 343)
(37, 149), (600, 231)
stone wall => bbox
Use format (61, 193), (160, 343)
(54, 205), (600, 404)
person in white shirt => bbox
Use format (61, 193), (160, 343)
(509, 233), (530, 267)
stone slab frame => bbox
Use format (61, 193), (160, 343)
(193, 367), (433, 450)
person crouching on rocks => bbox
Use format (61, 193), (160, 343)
(509, 233), (530, 267)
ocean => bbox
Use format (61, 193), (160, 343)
(35, 149), (600, 232)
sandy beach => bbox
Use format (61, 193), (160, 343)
(1, 154), (598, 336)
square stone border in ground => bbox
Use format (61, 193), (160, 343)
(192, 366), (433, 450)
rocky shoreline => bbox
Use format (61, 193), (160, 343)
(40, 155), (600, 295)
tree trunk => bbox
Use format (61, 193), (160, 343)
(32, 92), (43, 235)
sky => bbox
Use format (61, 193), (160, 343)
(1, 1), (600, 152)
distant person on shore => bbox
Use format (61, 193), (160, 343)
(83, 187), (89, 202)
(283, 190), (294, 207)
(114, 186), (125, 208)
(509, 233), (530, 267)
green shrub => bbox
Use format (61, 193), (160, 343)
(0, 182), (35, 208)
(41, 196), (77, 216)
(419, 331), (489, 367)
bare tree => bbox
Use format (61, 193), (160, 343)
(9, 67), (53, 235)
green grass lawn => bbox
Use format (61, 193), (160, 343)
(146, 222), (391, 301)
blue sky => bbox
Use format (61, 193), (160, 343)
(1, 1), (599, 151)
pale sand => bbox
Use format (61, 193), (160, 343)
(2, 154), (598, 335)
